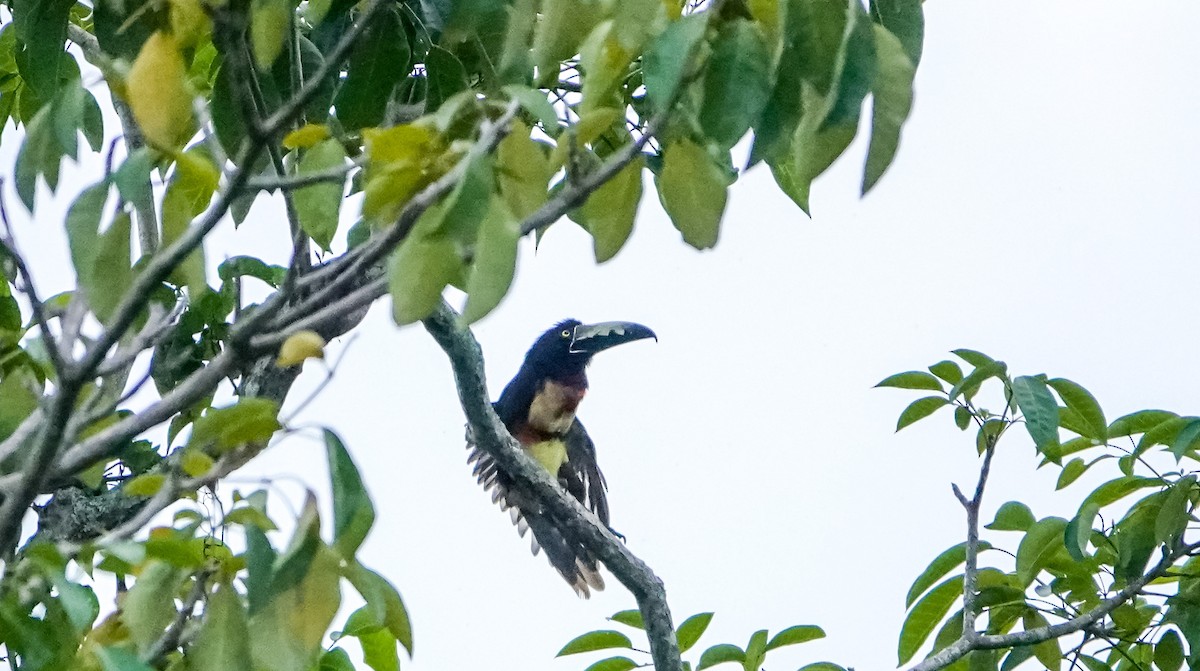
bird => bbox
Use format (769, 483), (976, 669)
(466, 319), (656, 597)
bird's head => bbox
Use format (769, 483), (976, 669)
(522, 319), (657, 377)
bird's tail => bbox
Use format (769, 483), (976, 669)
(468, 443), (605, 597)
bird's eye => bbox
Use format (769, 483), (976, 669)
(561, 329), (571, 338)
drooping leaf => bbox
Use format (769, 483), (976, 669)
(161, 148), (219, 293)
(294, 138), (348, 252)
(531, 0), (602, 86)
(461, 197), (520, 325)
(88, 212), (133, 324)
(1064, 502), (1098, 561)
(190, 581), (253, 671)
(700, 20), (771, 149)
(1011, 375), (1060, 452)
(655, 137), (730, 250)
(325, 429), (376, 559)
(249, 544), (342, 671)
(126, 31), (195, 149)
(495, 120), (551, 220)
(344, 561), (412, 655)
(1046, 378), (1106, 441)
(334, 6), (410, 130)
(572, 156), (644, 263)
(65, 181), (110, 284)
(869, 0), (923, 65)
(861, 24), (914, 194)
(1155, 630), (1185, 671)
(123, 561), (184, 655)
(642, 14), (706, 114)
(578, 21), (633, 115)
(388, 234), (463, 325)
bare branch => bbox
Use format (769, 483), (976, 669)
(0, 192), (69, 378)
(422, 302), (681, 671)
(246, 157), (364, 192)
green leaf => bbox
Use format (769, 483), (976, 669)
(895, 396), (948, 431)
(1021, 611), (1061, 671)
(700, 20), (771, 149)
(676, 612), (714, 654)
(906, 542), (990, 608)
(1046, 378), (1106, 441)
(898, 575), (962, 665)
(124, 473), (166, 497)
(50, 575), (99, 634)
(123, 561), (184, 655)
(1108, 409), (1177, 438)
(1081, 476), (1162, 509)
(876, 370), (943, 391)
(344, 562), (412, 655)
(1056, 458), (1087, 490)
(428, 151), (493, 244)
(188, 398), (281, 454)
(796, 665), (847, 671)
(952, 348), (996, 368)
(12, 0), (73, 100)
(321, 429), (375, 559)
(697, 644), (744, 670)
(294, 139), (347, 252)
(161, 149), (218, 293)
(1011, 375), (1059, 452)
(578, 21), (634, 115)
(573, 156), (644, 263)
(96, 647), (155, 671)
(583, 657), (638, 671)
(1064, 502), (1098, 562)
(357, 626), (400, 671)
(821, 0), (876, 129)
(531, 0), (602, 87)
(218, 256), (287, 287)
(1155, 630), (1184, 671)
(861, 24), (914, 193)
(86, 211), (133, 325)
(496, 120), (551, 220)
(425, 46), (468, 112)
(1171, 418), (1200, 461)
(461, 198), (520, 325)
(250, 0), (289, 68)
(1156, 475), (1195, 547)
(388, 233), (463, 325)
(14, 104), (62, 209)
(334, 7), (409, 130)
(1014, 517), (1068, 586)
(742, 629), (768, 671)
(502, 85), (561, 136)
(190, 581), (252, 671)
(557, 630), (633, 656)
(869, 0), (923, 66)
(250, 543), (342, 671)
(954, 406), (971, 431)
(928, 360), (963, 384)
(656, 137), (730, 250)
(65, 181), (109, 284)
(643, 14), (706, 114)
(764, 625), (824, 650)
(320, 648), (356, 671)
(610, 609), (644, 629)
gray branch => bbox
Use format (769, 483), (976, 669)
(422, 302), (681, 671)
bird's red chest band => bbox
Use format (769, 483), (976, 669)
(524, 379), (587, 439)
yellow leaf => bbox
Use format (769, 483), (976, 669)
(251, 0), (290, 69)
(169, 0), (212, 48)
(364, 124), (438, 169)
(656, 137), (730, 249)
(126, 32), (195, 150)
(180, 449), (214, 477)
(361, 163), (428, 226)
(125, 473), (167, 497)
(573, 155), (644, 262)
(282, 124), (332, 149)
(276, 330), (326, 367)
(496, 121), (550, 221)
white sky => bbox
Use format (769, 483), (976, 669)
(5, 2), (1200, 670)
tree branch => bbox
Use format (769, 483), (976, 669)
(422, 302), (681, 671)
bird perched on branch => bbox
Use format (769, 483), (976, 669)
(467, 319), (656, 597)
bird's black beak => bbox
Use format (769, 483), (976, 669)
(569, 321), (657, 355)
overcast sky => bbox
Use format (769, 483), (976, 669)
(6, 2), (1200, 670)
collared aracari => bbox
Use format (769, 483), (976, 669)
(466, 319), (656, 597)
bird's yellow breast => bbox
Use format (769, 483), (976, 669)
(527, 439), (569, 475)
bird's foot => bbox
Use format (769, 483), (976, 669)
(607, 526), (627, 543)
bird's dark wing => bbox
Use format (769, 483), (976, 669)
(563, 419), (609, 527)
(465, 414), (605, 597)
